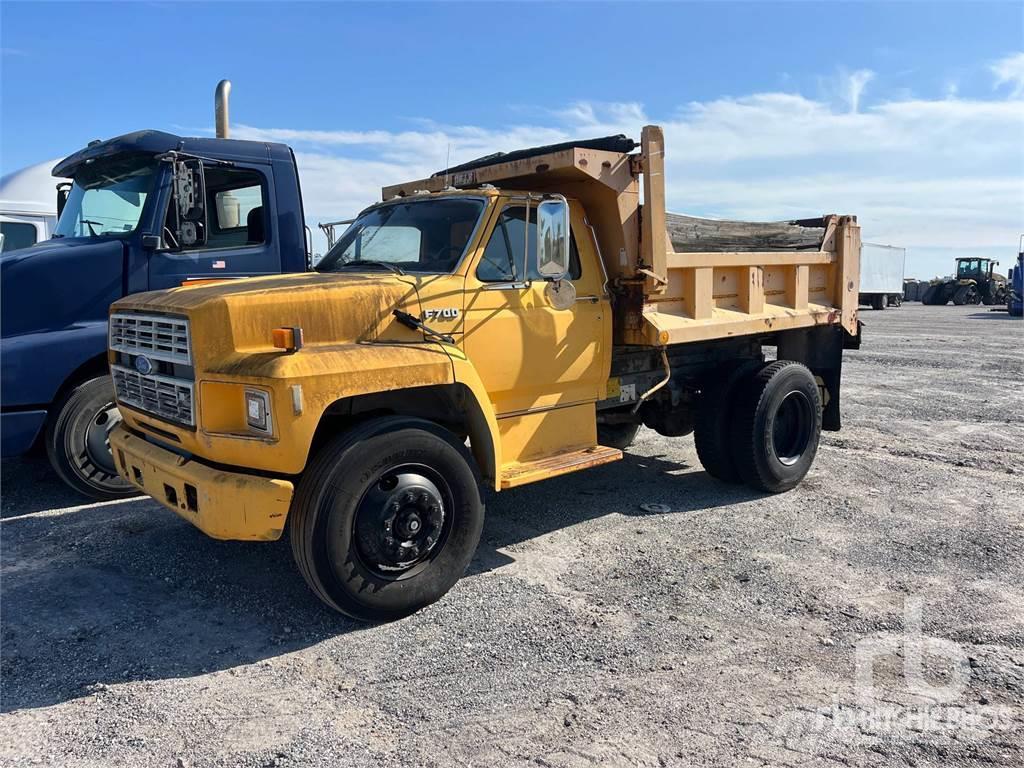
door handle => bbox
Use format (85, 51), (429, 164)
(575, 295), (601, 304)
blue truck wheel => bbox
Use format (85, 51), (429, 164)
(45, 376), (136, 500)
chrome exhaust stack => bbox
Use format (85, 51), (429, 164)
(215, 80), (231, 139)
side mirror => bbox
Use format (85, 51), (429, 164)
(56, 182), (72, 220)
(0, 232), (5, 253)
(535, 197), (570, 280)
(171, 158), (207, 247)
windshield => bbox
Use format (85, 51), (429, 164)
(54, 156), (156, 238)
(316, 197), (485, 275)
(957, 259), (981, 277)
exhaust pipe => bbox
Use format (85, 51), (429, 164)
(215, 79), (231, 138)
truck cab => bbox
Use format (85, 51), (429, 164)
(0, 129), (310, 498)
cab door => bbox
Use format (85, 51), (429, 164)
(461, 200), (610, 416)
(148, 164), (283, 290)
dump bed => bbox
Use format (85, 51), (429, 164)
(382, 125), (860, 347)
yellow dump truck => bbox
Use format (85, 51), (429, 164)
(107, 126), (861, 620)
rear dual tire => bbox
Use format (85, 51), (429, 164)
(694, 360), (822, 493)
(289, 416), (484, 621)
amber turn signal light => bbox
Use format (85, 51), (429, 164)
(272, 327), (304, 352)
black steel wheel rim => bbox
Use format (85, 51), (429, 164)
(771, 390), (813, 466)
(352, 463), (453, 580)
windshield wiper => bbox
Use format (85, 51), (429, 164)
(80, 219), (104, 237)
(338, 259), (406, 276)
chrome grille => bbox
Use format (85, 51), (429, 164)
(112, 365), (194, 426)
(110, 313), (191, 365)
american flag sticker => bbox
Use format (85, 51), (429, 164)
(212, 260), (226, 269)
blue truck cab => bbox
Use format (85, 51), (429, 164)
(1, 129), (311, 498)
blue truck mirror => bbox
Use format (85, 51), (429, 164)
(172, 159), (207, 247)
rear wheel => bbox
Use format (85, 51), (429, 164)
(693, 361), (760, 483)
(729, 361), (822, 493)
(871, 294), (886, 310)
(952, 284), (976, 305)
(981, 282), (1000, 305)
(46, 375), (135, 500)
(289, 416), (484, 621)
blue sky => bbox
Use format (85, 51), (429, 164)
(3, 1), (1023, 276)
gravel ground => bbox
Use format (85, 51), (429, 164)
(2, 303), (1023, 767)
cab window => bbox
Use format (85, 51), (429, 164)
(957, 259), (980, 277)
(164, 167), (268, 250)
(476, 205), (581, 282)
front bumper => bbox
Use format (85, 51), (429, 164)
(110, 425), (294, 541)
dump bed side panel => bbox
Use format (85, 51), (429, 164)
(629, 125), (860, 347)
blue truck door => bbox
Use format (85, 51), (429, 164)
(148, 162), (283, 289)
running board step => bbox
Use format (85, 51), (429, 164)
(499, 445), (622, 490)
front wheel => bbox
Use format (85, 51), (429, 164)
(46, 375), (135, 500)
(289, 417), (484, 621)
(730, 361), (822, 493)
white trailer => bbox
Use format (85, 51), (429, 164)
(859, 242), (906, 309)
(0, 159), (67, 253)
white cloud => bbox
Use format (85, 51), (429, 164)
(992, 51), (1024, 98)
(247, 72), (1023, 279)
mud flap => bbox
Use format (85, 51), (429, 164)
(777, 325), (853, 432)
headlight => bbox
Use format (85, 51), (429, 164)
(244, 389), (272, 434)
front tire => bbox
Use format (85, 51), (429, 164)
(730, 361), (822, 493)
(289, 417), (484, 621)
(46, 375), (135, 500)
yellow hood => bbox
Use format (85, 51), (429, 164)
(110, 272), (423, 365)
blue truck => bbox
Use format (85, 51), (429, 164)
(1009, 238), (1023, 318)
(1, 91), (312, 499)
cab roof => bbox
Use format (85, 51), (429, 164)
(52, 130), (294, 178)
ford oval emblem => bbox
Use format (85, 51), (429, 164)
(134, 355), (154, 376)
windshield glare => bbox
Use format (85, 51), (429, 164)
(54, 158), (156, 239)
(316, 198), (485, 275)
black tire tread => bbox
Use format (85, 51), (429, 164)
(288, 415), (481, 620)
(730, 360), (821, 493)
(693, 360), (760, 483)
(45, 375), (135, 501)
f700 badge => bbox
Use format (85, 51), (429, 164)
(422, 308), (460, 321)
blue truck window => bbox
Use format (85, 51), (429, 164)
(205, 168), (267, 249)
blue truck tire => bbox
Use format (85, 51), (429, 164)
(45, 375), (136, 500)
